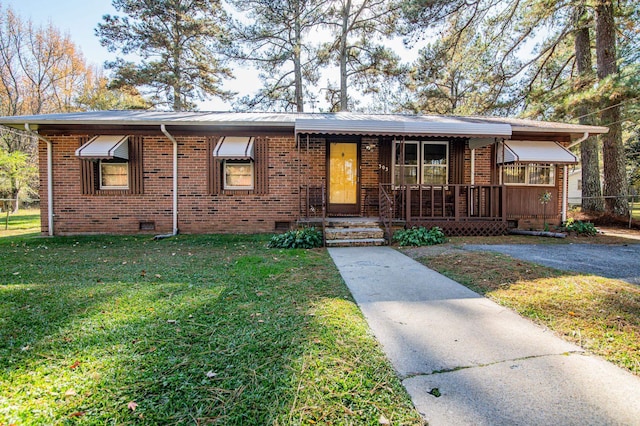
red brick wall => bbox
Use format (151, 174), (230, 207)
(40, 134), (310, 235)
(38, 133), (572, 235)
(473, 146), (494, 185)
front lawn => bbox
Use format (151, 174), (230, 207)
(0, 208), (40, 237)
(409, 247), (640, 375)
(0, 234), (422, 425)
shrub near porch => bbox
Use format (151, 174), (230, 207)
(0, 234), (422, 425)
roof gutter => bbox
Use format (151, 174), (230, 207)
(568, 132), (590, 148)
(24, 123), (54, 236)
(161, 124), (179, 236)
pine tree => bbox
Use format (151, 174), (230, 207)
(228, 0), (324, 112)
(97, 0), (233, 111)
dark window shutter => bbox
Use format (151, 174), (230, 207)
(80, 135), (143, 195)
(207, 136), (221, 195)
(128, 136), (144, 194)
(379, 138), (392, 184)
(79, 136), (96, 195)
(449, 139), (465, 184)
(254, 137), (269, 195)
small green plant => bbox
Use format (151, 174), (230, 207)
(563, 218), (598, 236)
(268, 227), (323, 248)
(539, 191), (552, 230)
(393, 226), (446, 246)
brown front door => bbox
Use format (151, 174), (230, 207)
(328, 142), (359, 215)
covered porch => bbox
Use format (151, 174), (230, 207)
(299, 182), (508, 241)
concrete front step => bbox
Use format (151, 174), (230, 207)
(325, 227), (385, 240)
(325, 218), (382, 229)
(325, 238), (386, 247)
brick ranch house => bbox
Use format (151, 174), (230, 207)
(0, 111), (607, 242)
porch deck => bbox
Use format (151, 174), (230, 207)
(299, 184), (508, 242)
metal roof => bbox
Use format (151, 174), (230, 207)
(0, 110), (609, 138)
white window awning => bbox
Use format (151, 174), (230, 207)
(497, 140), (577, 164)
(213, 136), (255, 160)
(75, 135), (129, 160)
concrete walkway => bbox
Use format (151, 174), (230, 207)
(328, 247), (640, 426)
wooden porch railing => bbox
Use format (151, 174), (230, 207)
(379, 184), (394, 242)
(380, 184), (506, 224)
(299, 184), (326, 219)
(299, 184), (327, 245)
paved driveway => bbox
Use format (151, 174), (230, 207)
(463, 243), (640, 284)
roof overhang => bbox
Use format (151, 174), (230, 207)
(213, 136), (255, 160)
(0, 111), (609, 142)
(294, 118), (512, 138)
(497, 140), (578, 164)
(75, 135), (129, 160)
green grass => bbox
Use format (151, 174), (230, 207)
(412, 249), (640, 375)
(0, 234), (422, 425)
(0, 208), (40, 237)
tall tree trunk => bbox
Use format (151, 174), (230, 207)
(574, 8), (603, 212)
(12, 188), (19, 214)
(339, 0), (350, 111)
(293, 0), (304, 112)
(595, 0), (628, 216)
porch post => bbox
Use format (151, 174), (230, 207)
(501, 185), (507, 221)
(562, 165), (568, 223)
(406, 186), (411, 224)
(454, 185), (460, 221)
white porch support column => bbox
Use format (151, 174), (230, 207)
(470, 148), (475, 216)
(161, 125), (179, 235)
(471, 149), (475, 185)
(562, 165), (568, 223)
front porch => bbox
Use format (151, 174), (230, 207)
(299, 183), (509, 243)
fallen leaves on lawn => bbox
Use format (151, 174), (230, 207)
(128, 401), (138, 411)
(69, 360), (81, 370)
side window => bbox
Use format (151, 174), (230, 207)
(502, 163), (555, 186)
(100, 160), (129, 189)
(78, 135), (144, 195)
(209, 136), (268, 195)
(223, 160), (254, 190)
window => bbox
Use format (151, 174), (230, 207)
(100, 160), (129, 189)
(393, 140), (448, 185)
(394, 141), (419, 184)
(224, 160), (254, 190)
(502, 163), (555, 186)
(208, 136), (268, 195)
(422, 143), (448, 184)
